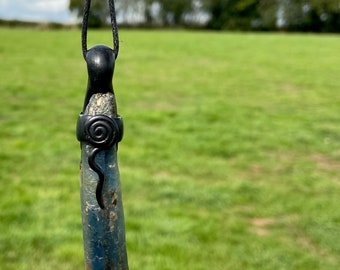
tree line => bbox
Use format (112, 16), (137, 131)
(69, 0), (340, 32)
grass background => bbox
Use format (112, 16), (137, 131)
(0, 27), (339, 269)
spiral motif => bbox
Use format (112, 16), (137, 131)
(85, 115), (118, 149)
(77, 113), (123, 209)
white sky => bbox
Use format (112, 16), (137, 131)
(0, 0), (76, 23)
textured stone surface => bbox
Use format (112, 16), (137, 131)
(80, 92), (128, 269)
(85, 92), (117, 117)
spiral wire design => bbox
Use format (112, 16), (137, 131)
(77, 114), (122, 209)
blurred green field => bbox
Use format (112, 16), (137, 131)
(0, 27), (339, 269)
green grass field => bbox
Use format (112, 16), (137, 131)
(0, 27), (339, 269)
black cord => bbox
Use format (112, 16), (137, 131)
(109, 0), (119, 58)
(82, 0), (119, 60)
(81, 0), (91, 59)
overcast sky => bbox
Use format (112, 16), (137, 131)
(0, 0), (76, 23)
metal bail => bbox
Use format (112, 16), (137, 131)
(83, 45), (116, 111)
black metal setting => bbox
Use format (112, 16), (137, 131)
(77, 113), (124, 209)
(83, 45), (116, 111)
(77, 114), (123, 148)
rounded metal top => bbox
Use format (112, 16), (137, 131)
(83, 45), (116, 110)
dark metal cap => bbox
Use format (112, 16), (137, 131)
(83, 45), (116, 110)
